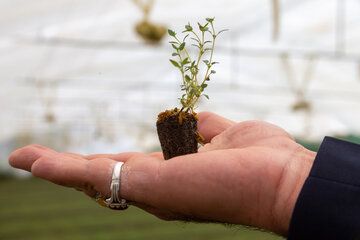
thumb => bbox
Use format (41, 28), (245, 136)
(197, 112), (235, 143)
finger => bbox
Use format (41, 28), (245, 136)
(9, 145), (92, 171)
(131, 202), (180, 221)
(201, 120), (295, 152)
(9, 145), (165, 201)
(9, 145), (56, 172)
(85, 152), (140, 161)
(85, 152), (164, 162)
(11, 147), (166, 200)
(8, 145), (116, 195)
(62, 152), (85, 160)
(30, 153), (116, 196)
(197, 112), (235, 143)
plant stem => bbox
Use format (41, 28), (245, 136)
(194, 30), (205, 85)
(174, 36), (193, 65)
(192, 22), (217, 108)
(202, 22), (216, 87)
(177, 50), (186, 89)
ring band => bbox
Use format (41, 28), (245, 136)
(96, 162), (129, 210)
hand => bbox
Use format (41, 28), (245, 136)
(8, 112), (316, 237)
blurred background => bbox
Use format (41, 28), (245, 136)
(1, 0), (360, 239)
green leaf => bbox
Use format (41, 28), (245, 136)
(191, 66), (199, 75)
(179, 42), (185, 51)
(169, 41), (178, 44)
(185, 23), (193, 31)
(183, 34), (190, 42)
(203, 60), (209, 65)
(198, 22), (209, 32)
(172, 44), (178, 50)
(201, 83), (208, 89)
(185, 75), (191, 82)
(182, 57), (189, 65)
(168, 29), (176, 37)
(172, 53), (179, 56)
(217, 29), (229, 36)
(191, 44), (200, 49)
(169, 59), (180, 68)
(191, 37), (200, 44)
(197, 23), (203, 31)
(180, 98), (186, 105)
(203, 94), (210, 99)
(210, 70), (216, 74)
(206, 17), (215, 23)
(206, 29), (213, 35)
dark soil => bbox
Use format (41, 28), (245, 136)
(156, 109), (198, 160)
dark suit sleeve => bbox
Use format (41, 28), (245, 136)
(288, 137), (360, 240)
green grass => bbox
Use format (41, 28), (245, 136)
(0, 178), (283, 240)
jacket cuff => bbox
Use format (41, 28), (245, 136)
(288, 137), (360, 240)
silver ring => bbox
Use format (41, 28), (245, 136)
(96, 162), (129, 210)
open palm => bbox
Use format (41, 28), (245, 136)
(9, 112), (315, 236)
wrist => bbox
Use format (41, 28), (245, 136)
(271, 145), (316, 236)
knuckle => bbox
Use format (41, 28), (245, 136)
(224, 120), (261, 141)
(227, 120), (290, 140)
(237, 120), (265, 132)
(30, 157), (49, 178)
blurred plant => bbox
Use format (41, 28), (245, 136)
(91, 103), (115, 142)
(133, 0), (153, 19)
(36, 78), (58, 123)
(280, 53), (316, 112)
(133, 0), (167, 43)
(281, 53), (317, 137)
(168, 17), (227, 113)
(271, 0), (280, 41)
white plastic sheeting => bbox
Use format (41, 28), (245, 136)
(1, 0), (360, 173)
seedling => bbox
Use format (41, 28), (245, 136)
(156, 17), (227, 160)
